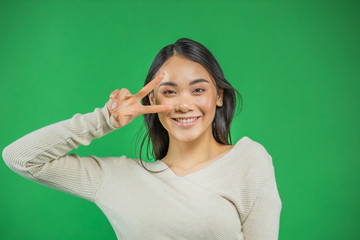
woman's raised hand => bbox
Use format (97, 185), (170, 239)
(106, 73), (172, 129)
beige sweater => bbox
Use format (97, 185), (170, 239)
(2, 105), (282, 240)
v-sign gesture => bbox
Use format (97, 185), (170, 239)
(106, 73), (172, 129)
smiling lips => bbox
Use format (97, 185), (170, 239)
(171, 116), (201, 127)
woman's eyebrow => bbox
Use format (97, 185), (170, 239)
(159, 78), (209, 87)
(190, 79), (209, 85)
(159, 82), (177, 87)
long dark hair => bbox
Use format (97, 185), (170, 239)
(138, 38), (242, 171)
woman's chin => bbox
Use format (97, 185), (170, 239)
(170, 132), (203, 143)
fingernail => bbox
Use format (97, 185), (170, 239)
(110, 94), (114, 98)
(112, 102), (117, 109)
(113, 114), (118, 120)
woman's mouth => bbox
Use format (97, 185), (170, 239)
(171, 116), (201, 127)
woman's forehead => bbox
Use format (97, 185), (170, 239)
(158, 56), (215, 85)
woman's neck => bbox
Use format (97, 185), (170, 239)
(162, 132), (231, 169)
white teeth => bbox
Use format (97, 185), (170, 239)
(176, 117), (197, 123)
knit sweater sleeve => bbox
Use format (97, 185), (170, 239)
(241, 159), (282, 240)
(2, 104), (118, 202)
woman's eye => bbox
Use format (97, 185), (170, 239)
(162, 90), (176, 95)
(193, 88), (205, 93)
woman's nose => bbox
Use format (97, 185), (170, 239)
(174, 95), (194, 112)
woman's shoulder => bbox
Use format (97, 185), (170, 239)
(98, 155), (164, 172)
(231, 136), (274, 169)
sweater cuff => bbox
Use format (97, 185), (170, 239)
(100, 103), (118, 131)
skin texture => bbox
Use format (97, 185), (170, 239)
(107, 55), (233, 176)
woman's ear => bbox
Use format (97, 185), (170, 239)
(149, 92), (156, 105)
(216, 88), (224, 107)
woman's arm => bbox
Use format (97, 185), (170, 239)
(2, 104), (117, 202)
(242, 166), (282, 239)
(2, 74), (171, 203)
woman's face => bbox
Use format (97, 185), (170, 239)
(149, 55), (223, 143)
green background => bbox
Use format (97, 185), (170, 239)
(1, 0), (359, 239)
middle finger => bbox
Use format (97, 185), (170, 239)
(135, 73), (165, 99)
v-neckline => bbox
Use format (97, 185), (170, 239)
(157, 136), (248, 178)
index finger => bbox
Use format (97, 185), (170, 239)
(135, 73), (165, 99)
(141, 104), (173, 115)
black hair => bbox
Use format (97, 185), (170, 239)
(138, 38), (242, 172)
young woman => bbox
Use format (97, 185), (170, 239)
(3, 38), (282, 239)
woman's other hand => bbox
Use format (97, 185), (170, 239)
(106, 73), (172, 129)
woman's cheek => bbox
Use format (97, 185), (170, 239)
(196, 95), (217, 113)
(156, 95), (175, 106)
